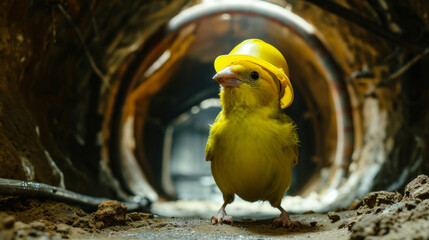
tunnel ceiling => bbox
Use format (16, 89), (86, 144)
(0, 0), (428, 211)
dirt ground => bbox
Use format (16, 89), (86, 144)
(0, 175), (428, 240)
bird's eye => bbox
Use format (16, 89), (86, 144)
(250, 71), (259, 80)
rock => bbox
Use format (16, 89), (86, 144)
(327, 211), (340, 223)
(91, 200), (128, 229)
(351, 192), (403, 230)
(359, 191), (402, 211)
(403, 174), (429, 201)
(350, 199), (429, 240)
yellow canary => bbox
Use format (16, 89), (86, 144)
(205, 39), (300, 228)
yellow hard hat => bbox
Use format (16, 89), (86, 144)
(214, 39), (294, 109)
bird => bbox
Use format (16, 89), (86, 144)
(205, 39), (300, 228)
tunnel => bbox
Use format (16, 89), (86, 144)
(1, 0), (429, 239)
(109, 1), (357, 216)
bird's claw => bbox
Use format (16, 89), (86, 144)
(272, 218), (302, 229)
(211, 215), (233, 225)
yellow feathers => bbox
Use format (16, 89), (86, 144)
(206, 59), (299, 207)
(207, 39), (300, 227)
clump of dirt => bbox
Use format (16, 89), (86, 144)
(0, 196), (86, 226)
(355, 191), (402, 216)
(362, 191), (402, 209)
(347, 175), (429, 240)
(0, 196), (89, 238)
(350, 199), (429, 240)
(0, 197), (156, 238)
(327, 211), (340, 223)
(91, 200), (127, 229)
(403, 174), (429, 201)
(71, 200), (155, 232)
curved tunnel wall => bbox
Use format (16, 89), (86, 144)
(0, 0), (428, 213)
(111, 1), (354, 210)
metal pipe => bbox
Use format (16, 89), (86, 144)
(0, 178), (151, 212)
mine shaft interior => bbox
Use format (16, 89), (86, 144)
(0, 0), (428, 239)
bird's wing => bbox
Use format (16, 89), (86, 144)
(205, 111), (223, 162)
(279, 112), (299, 166)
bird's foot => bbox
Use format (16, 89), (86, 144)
(211, 214), (233, 225)
(212, 202), (233, 225)
(272, 211), (301, 229)
(272, 206), (302, 229)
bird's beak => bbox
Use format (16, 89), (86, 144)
(213, 66), (241, 88)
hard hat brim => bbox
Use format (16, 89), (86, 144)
(214, 54), (294, 109)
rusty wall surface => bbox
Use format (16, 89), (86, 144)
(0, 0), (193, 198)
(0, 1), (66, 187)
(1, 0), (103, 195)
(292, 0), (429, 192)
